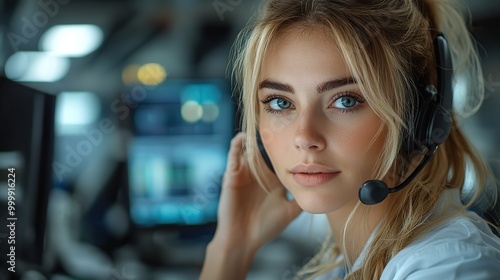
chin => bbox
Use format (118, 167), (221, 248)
(292, 189), (354, 214)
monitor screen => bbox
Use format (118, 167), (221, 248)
(0, 76), (55, 275)
(127, 80), (233, 227)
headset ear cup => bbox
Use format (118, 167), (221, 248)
(416, 84), (438, 152)
(429, 34), (454, 145)
(403, 81), (433, 159)
(403, 33), (453, 159)
(256, 130), (275, 173)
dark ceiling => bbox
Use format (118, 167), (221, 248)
(0, 0), (499, 98)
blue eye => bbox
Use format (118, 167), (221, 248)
(333, 96), (358, 109)
(270, 98), (292, 110)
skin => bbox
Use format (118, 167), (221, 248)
(200, 25), (392, 279)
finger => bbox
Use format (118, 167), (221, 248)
(226, 132), (245, 175)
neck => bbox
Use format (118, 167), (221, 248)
(326, 198), (389, 264)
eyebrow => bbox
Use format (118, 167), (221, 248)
(258, 77), (357, 94)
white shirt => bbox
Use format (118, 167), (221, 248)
(316, 190), (500, 279)
(379, 214), (500, 279)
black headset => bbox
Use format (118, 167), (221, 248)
(256, 33), (454, 205)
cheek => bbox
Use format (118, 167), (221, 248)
(336, 113), (386, 177)
(260, 113), (292, 137)
(260, 123), (287, 153)
(259, 115), (295, 177)
(340, 117), (383, 151)
(259, 111), (293, 149)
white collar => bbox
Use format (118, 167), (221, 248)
(349, 188), (463, 274)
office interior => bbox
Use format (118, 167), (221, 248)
(0, 0), (499, 279)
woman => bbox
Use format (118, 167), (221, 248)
(200, 0), (500, 279)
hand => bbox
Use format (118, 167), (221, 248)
(200, 132), (302, 279)
(211, 132), (303, 254)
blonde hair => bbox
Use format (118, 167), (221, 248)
(231, 0), (494, 279)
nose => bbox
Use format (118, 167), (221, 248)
(293, 110), (327, 152)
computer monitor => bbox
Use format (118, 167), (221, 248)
(127, 79), (233, 228)
(0, 76), (55, 277)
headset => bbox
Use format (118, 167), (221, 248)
(256, 33), (454, 205)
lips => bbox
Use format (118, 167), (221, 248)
(289, 164), (341, 187)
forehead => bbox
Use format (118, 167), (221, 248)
(260, 25), (351, 82)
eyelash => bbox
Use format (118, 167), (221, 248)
(334, 92), (365, 113)
(260, 94), (292, 115)
(260, 92), (365, 115)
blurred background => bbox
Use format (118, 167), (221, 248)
(0, 0), (499, 279)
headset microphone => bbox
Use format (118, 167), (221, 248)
(358, 145), (437, 205)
